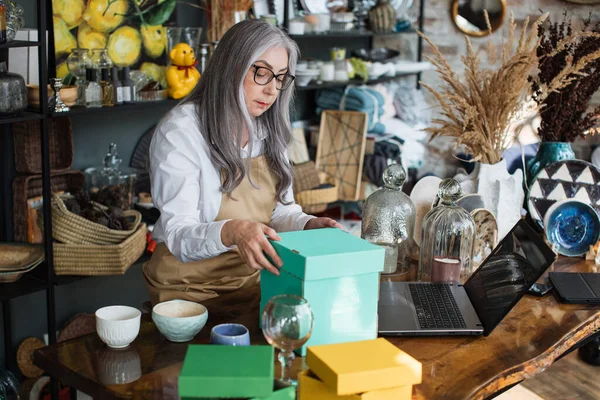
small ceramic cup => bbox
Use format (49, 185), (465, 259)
(209, 323), (250, 346)
(95, 305), (141, 349)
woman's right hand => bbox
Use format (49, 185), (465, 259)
(221, 220), (283, 275)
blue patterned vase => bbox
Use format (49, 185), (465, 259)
(526, 142), (575, 187)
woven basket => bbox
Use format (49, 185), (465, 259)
(51, 193), (142, 245)
(13, 117), (73, 174)
(295, 171), (338, 214)
(53, 224), (147, 276)
(13, 170), (84, 242)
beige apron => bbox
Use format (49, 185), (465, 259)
(143, 155), (277, 305)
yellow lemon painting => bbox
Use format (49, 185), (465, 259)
(52, 0), (176, 77)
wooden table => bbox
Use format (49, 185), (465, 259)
(34, 258), (600, 400)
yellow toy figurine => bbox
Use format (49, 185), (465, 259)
(166, 43), (200, 99)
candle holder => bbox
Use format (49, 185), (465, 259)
(49, 78), (70, 113)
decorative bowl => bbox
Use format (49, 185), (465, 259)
(27, 84), (78, 107)
(95, 306), (141, 349)
(543, 199), (600, 257)
(295, 69), (320, 87)
(152, 299), (208, 342)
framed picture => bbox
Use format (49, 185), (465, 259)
(52, 0), (178, 82)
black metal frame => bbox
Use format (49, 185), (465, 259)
(0, 0), (58, 397)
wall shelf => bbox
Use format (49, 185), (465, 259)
(52, 99), (179, 117)
(290, 29), (416, 39)
(296, 72), (420, 91)
(0, 275), (49, 301)
(0, 40), (41, 49)
(0, 111), (44, 125)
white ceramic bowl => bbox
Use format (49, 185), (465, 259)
(95, 306), (141, 349)
(152, 299), (208, 342)
(295, 69), (320, 86)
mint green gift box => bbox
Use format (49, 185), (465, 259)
(260, 228), (385, 356)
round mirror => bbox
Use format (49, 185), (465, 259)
(452, 0), (507, 37)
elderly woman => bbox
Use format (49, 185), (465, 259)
(143, 20), (340, 305)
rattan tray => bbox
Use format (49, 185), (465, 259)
(53, 224), (147, 276)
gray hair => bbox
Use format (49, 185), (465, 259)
(185, 19), (299, 204)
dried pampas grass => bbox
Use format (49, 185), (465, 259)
(419, 12), (600, 164)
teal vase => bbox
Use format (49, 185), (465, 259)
(526, 142), (575, 186)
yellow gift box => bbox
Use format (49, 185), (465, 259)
(298, 370), (412, 400)
(306, 338), (422, 395)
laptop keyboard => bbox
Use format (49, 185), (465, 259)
(409, 283), (467, 329)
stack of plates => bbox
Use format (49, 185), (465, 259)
(0, 243), (45, 283)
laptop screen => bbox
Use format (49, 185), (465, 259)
(463, 220), (557, 336)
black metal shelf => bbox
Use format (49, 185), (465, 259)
(0, 40), (41, 48)
(52, 99), (179, 117)
(290, 28), (416, 39)
(297, 72), (420, 91)
(0, 111), (44, 125)
(0, 274), (49, 301)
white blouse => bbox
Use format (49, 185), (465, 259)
(149, 103), (315, 263)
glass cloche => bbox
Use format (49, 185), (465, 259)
(361, 163), (416, 276)
(419, 178), (475, 284)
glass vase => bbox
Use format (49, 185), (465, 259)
(361, 163), (416, 278)
(419, 178), (475, 284)
(91, 48), (113, 70)
(526, 142), (575, 187)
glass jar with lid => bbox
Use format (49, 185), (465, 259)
(419, 178), (475, 283)
(361, 164), (416, 276)
(91, 48), (113, 70)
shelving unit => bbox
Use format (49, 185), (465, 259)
(0, 1), (426, 398)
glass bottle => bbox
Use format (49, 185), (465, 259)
(84, 68), (102, 108)
(102, 142), (122, 185)
(112, 66), (123, 105)
(198, 43), (210, 73)
(100, 68), (114, 107)
(361, 164), (416, 277)
(120, 66), (134, 104)
(419, 178), (475, 284)
(66, 48), (91, 107)
(0, 0), (6, 44)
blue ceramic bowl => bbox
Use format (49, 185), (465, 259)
(544, 200), (600, 257)
(152, 299), (208, 342)
(209, 323), (250, 346)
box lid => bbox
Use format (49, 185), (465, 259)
(178, 345), (274, 398)
(270, 228), (384, 280)
(306, 339), (422, 395)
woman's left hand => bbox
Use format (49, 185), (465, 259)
(304, 217), (343, 230)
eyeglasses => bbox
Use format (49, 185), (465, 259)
(251, 64), (295, 90)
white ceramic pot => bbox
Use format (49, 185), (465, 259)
(454, 159), (524, 240)
(95, 306), (141, 349)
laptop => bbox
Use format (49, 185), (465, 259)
(378, 219), (557, 337)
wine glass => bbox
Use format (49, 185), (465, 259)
(262, 294), (313, 386)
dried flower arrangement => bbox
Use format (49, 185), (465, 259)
(530, 12), (600, 142)
(419, 12), (600, 164)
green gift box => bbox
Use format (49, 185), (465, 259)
(179, 345), (274, 398)
(250, 386), (296, 399)
(260, 228), (385, 356)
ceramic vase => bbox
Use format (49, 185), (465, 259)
(526, 142), (575, 187)
(454, 159), (524, 240)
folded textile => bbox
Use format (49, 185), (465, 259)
(316, 87), (386, 134)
